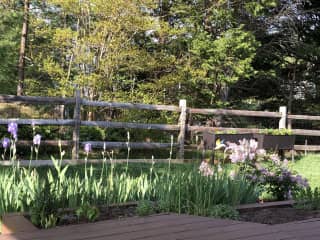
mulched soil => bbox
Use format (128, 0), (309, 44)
(26, 202), (320, 227)
(239, 207), (320, 224)
(56, 203), (138, 226)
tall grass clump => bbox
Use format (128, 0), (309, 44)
(0, 122), (260, 228)
(0, 160), (259, 218)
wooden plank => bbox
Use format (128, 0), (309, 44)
(189, 108), (281, 118)
(0, 214), (213, 240)
(82, 99), (181, 112)
(188, 126), (260, 133)
(292, 129), (320, 136)
(2, 214), (316, 240)
(16, 140), (71, 146)
(294, 145), (320, 151)
(288, 114), (320, 121)
(0, 119), (74, 126)
(236, 200), (295, 211)
(90, 221), (239, 240)
(81, 120), (180, 131)
(0, 120), (179, 131)
(0, 214), (176, 240)
(0, 159), (184, 167)
(1, 213), (38, 235)
(145, 221), (269, 240)
(15, 140), (177, 149)
(179, 222), (274, 240)
(189, 126), (320, 137)
(0, 94), (74, 105)
(82, 141), (178, 149)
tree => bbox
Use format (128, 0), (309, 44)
(17, 0), (30, 96)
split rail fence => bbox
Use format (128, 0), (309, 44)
(1, 90), (320, 163)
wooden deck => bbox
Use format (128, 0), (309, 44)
(1, 213), (319, 240)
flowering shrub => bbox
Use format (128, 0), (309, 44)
(225, 139), (308, 200)
(199, 161), (214, 177)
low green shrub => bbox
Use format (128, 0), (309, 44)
(80, 126), (105, 141)
(75, 203), (100, 222)
(208, 204), (239, 220)
(29, 180), (59, 229)
(295, 187), (320, 210)
(136, 200), (155, 216)
(259, 128), (292, 135)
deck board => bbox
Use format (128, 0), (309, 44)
(1, 213), (319, 240)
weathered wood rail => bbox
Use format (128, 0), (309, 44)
(1, 90), (320, 163)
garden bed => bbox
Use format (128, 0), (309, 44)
(237, 201), (320, 225)
(27, 202), (141, 227)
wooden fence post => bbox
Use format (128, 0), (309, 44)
(72, 89), (81, 162)
(279, 106), (287, 129)
(178, 99), (187, 160)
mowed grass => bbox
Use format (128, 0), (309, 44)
(291, 154), (320, 189)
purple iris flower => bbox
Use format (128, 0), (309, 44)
(33, 134), (41, 145)
(8, 122), (18, 139)
(2, 138), (10, 149)
(84, 143), (92, 154)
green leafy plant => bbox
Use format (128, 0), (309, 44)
(259, 128), (292, 135)
(295, 187), (320, 210)
(136, 200), (155, 216)
(208, 204), (239, 220)
(216, 130), (238, 134)
(29, 180), (59, 229)
(75, 203), (100, 222)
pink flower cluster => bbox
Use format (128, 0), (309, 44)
(199, 161), (214, 177)
(226, 139), (258, 163)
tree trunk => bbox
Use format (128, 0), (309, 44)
(287, 64), (296, 129)
(17, 0), (30, 96)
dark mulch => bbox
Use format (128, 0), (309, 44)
(58, 203), (138, 226)
(239, 207), (320, 224)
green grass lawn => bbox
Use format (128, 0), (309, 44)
(291, 154), (320, 189)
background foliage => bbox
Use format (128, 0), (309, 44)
(0, 0), (319, 144)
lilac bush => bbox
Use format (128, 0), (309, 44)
(199, 161), (214, 177)
(225, 139), (308, 200)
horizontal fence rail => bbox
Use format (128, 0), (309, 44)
(0, 119), (75, 126)
(288, 114), (320, 121)
(0, 95), (75, 105)
(82, 99), (181, 112)
(16, 140), (177, 149)
(189, 108), (281, 118)
(2, 90), (320, 164)
(17, 140), (72, 146)
(81, 121), (180, 131)
(188, 126), (261, 134)
(0, 159), (184, 167)
(82, 141), (177, 149)
(294, 145), (320, 151)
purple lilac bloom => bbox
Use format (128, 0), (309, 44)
(199, 161), (214, 177)
(227, 139), (259, 163)
(2, 138), (10, 149)
(256, 149), (266, 157)
(270, 154), (280, 165)
(8, 122), (18, 139)
(84, 143), (92, 154)
(282, 159), (289, 166)
(33, 134), (41, 145)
